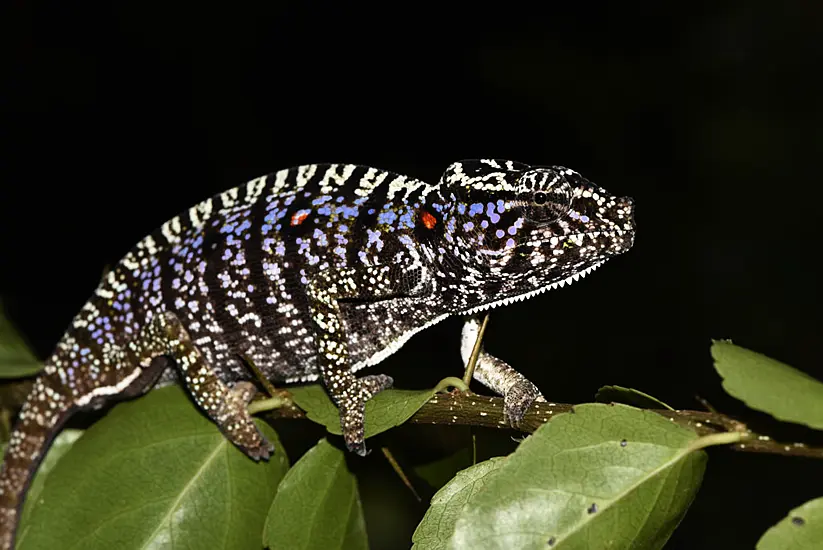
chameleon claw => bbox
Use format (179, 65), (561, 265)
(244, 439), (275, 461)
(503, 379), (543, 429)
(337, 374), (393, 457)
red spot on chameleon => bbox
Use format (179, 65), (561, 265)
(420, 210), (437, 230)
(290, 211), (310, 226)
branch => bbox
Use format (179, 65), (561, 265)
(264, 389), (823, 459)
(4, 375), (820, 459)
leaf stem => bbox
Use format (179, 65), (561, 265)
(248, 396), (291, 415)
(689, 430), (753, 452)
(434, 377), (470, 393)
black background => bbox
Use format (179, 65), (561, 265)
(2, 2), (823, 548)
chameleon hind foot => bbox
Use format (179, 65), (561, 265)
(337, 374), (393, 456)
(217, 381), (275, 461)
(146, 312), (274, 462)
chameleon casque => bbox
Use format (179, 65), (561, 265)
(0, 159), (634, 547)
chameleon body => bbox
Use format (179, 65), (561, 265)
(0, 159), (634, 547)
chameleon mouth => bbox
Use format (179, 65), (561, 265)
(558, 228), (631, 244)
(459, 260), (606, 316)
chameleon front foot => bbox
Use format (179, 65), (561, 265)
(461, 315), (546, 430)
(217, 381), (275, 461)
(337, 374), (393, 456)
(502, 379), (545, 429)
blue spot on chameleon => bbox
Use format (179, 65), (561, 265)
(313, 228), (328, 247)
(496, 229), (505, 238)
(486, 203), (501, 224)
(399, 210), (414, 229)
(235, 219), (252, 235)
(457, 203), (466, 214)
(340, 205), (358, 218)
(580, 215), (590, 222)
(398, 234), (414, 248)
(463, 222), (474, 231)
(507, 225), (517, 236)
(469, 203), (483, 216)
(378, 210), (397, 225)
(496, 200), (505, 213)
(311, 195), (332, 206)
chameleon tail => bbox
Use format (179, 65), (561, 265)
(0, 377), (74, 550)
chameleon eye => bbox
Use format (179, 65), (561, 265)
(517, 169), (573, 224)
(521, 187), (571, 224)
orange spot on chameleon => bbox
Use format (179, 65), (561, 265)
(290, 211), (310, 226)
(420, 210), (437, 230)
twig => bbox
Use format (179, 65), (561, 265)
(462, 313), (489, 387)
(257, 390), (823, 460)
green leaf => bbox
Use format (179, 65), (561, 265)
(0, 302), (43, 378)
(264, 438), (367, 550)
(289, 384), (438, 438)
(414, 447), (474, 490)
(412, 457), (507, 550)
(446, 403), (713, 550)
(17, 385), (289, 550)
(595, 385), (674, 410)
(712, 340), (823, 431)
(19, 429), (84, 528)
(757, 496), (823, 549)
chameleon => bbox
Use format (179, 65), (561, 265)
(0, 159), (634, 547)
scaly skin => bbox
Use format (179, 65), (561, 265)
(0, 159), (635, 548)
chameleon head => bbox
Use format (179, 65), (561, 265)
(432, 159), (635, 312)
